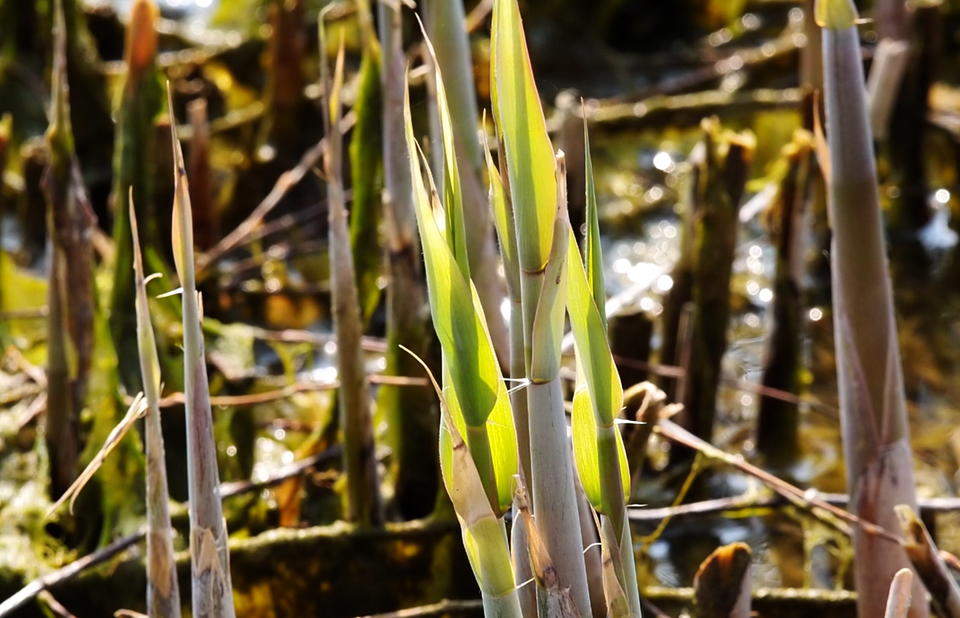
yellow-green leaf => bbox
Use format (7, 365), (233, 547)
(483, 135), (520, 294)
(583, 120), (605, 321)
(490, 0), (557, 272)
(566, 228), (621, 426)
(571, 387), (630, 512)
(421, 31), (470, 277)
(404, 77), (517, 512)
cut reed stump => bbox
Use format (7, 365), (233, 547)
(662, 118), (753, 454)
(757, 130), (814, 470)
(693, 542), (752, 618)
(818, 0), (926, 615)
(42, 0), (96, 499)
(887, 2), (941, 234)
(424, 0), (509, 366)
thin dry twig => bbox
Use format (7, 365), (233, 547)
(198, 115), (356, 277)
(655, 417), (901, 544)
(36, 590), (75, 618)
(356, 599), (483, 618)
(154, 374), (426, 409)
(46, 394), (148, 518)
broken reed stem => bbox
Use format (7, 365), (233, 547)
(167, 86), (236, 618)
(321, 31), (381, 527)
(757, 131), (813, 469)
(667, 119), (752, 455)
(376, 0), (439, 519)
(819, 2), (925, 615)
(42, 0), (96, 499)
(131, 204), (182, 618)
(656, 415), (901, 544)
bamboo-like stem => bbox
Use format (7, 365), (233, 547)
(490, 2), (591, 611)
(42, 0), (95, 499)
(818, 5), (925, 615)
(408, 348), (522, 618)
(757, 131), (813, 470)
(167, 86), (236, 618)
(487, 136), (536, 614)
(526, 377), (592, 614)
(424, 0), (509, 366)
(321, 30), (381, 527)
(108, 0), (163, 393)
(520, 156), (592, 616)
(131, 204), (181, 618)
(376, 0), (439, 519)
(567, 119), (641, 616)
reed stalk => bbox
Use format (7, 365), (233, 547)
(818, 1), (925, 615)
(42, 0), (96, 499)
(349, 4), (385, 325)
(484, 133), (536, 615)
(490, 0), (592, 612)
(757, 130), (814, 470)
(566, 121), (642, 616)
(188, 98), (217, 252)
(416, 356), (520, 618)
(320, 25), (381, 526)
(131, 204), (182, 618)
(424, 0), (509, 365)
(167, 86), (236, 618)
(376, 0), (439, 519)
(402, 37), (520, 614)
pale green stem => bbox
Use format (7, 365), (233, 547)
(526, 379), (592, 615)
